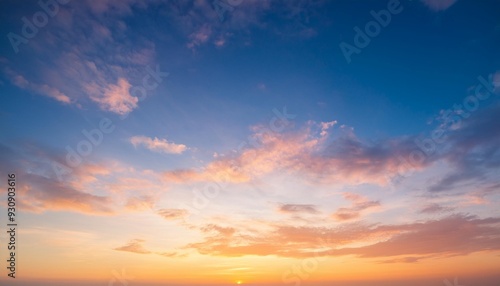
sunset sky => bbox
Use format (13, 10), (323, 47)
(1, 0), (500, 285)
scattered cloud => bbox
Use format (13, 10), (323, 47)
(163, 121), (429, 186)
(326, 215), (500, 260)
(157, 251), (188, 258)
(3, 67), (71, 104)
(0, 143), (167, 215)
(278, 204), (319, 214)
(185, 214), (500, 260)
(332, 193), (381, 221)
(158, 208), (189, 220)
(130, 136), (188, 154)
(163, 101), (500, 195)
(419, 203), (453, 214)
(114, 239), (151, 254)
(0, 144), (114, 214)
(89, 78), (138, 114)
(428, 104), (500, 193)
(125, 196), (156, 211)
(2, 1), (157, 114)
(187, 24), (212, 49)
(19, 175), (113, 215)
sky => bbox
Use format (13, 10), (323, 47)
(0, 0), (500, 285)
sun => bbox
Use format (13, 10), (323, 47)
(236, 281), (242, 285)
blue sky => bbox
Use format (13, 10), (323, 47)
(1, 0), (500, 285)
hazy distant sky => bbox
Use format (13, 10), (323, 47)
(1, 0), (500, 285)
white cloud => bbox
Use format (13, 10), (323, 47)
(130, 136), (188, 154)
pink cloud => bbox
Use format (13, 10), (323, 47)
(185, 214), (500, 260)
(332, 193), (381, 221)
(3, 67), (71, 104)
(164, 121), (427, 186)
(0, 143), (170, 215)
(278, 204), (320, 215)
(187, 24), (212, 49)
(18, 176), (113, 215)
(130, 136), (188, 154)
(2, 1), (158, 114)
(89, 78), (138, 115)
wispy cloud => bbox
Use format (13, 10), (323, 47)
(19, 174), (113, 215)
(157, 208), (189, 220)
(125, 196), (156, 211)
(187, 24), (212, 49)
(130, 136), (188, 154)
(185, 214), (500, 260)
(3, 66), (71, 104)
(428, 104), (500, 194)
(332, 193), (381, 221)
(278, 204), (319, 214)
(420, 0), (458, 11)
(114, 239), (151, 254)
(2, 1), (157, 114)
(0, 143), (168, 215)
(419, 203), (453, 214)
(163, 121), (428, 186)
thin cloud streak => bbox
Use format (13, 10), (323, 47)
(130, 136), (188, 154)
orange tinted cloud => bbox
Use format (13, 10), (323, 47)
(184, 214), (500, 261)
(18, 176), (113, 215)
(158, 208), (189, 220)
(164, 122), (427, 186)
(0, 143), (168, 215)
(114, 239), (151, 254)
(125, 195), (156, 211)
(332, 193), (381, 221)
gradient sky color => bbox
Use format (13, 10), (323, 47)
(1, 0), (500, 285)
